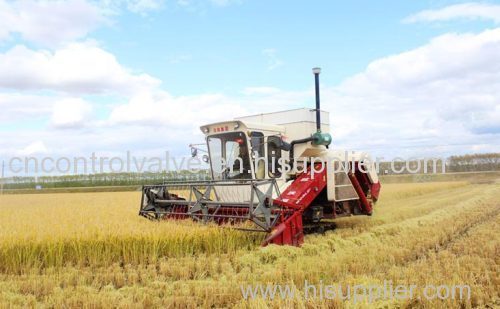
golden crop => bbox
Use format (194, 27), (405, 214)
(0, 192), (260, 273)
(0, 180), (498, 308)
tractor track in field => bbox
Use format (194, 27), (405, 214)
(391, 200), (500, 270)
(335, 184), (499, 241)
(333, 184), (489, 238)
(414, 204), (500, 262)
(313, 186), (500, 277)
(358, 212), (500, 309)
(376, 184), (492, 220)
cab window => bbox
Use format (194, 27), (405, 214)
(207, 132), (251, 180)
(250, 132), (265, 179)
(267, 136), (282, 178)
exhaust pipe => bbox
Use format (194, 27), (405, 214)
(288, 67), (332, 165)
(313, 67), (321, 133)
(310, 67), (331, 146)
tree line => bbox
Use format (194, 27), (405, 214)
(2, 170), (211, 190)
(378, 153), (499, 175)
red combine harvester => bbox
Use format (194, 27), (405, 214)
(139, 68), (381, 246)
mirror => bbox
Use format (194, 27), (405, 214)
(202, 154), (209, 163)
(190, 147), (198, 157)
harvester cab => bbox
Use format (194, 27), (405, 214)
(140, 68), (381, 246)
(201, 120), (288, 182)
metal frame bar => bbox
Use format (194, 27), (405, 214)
(139, 178), (282, 232)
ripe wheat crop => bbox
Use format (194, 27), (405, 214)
(0, 192), (260, 273)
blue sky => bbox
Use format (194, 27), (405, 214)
(93, 1), (471, 94)
(0, 0), (500, 175)
(93, 0), (495, 95)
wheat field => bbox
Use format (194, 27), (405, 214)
(0, 180), (499, 308)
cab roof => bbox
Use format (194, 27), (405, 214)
(200, 120), (285, 135)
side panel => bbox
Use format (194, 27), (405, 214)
(325, 150), (380, 202)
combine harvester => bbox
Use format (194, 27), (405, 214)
(140, 68), (381, 246)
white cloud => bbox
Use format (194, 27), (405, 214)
(404, 2), (500, 24)
(19, 141), (49, 156)
(322, 28), (500, 157)
(0, 0), (105, 47)
(262, 48), (284, 71)
(0, 0), (243, 49)
(1, 10), (500, 163)
(58, 26), (500, 158)
(106, 0), (236, 14)
(176, 0), (239, 9)
(108, 86), (309, 131)
(109, 91), (248, 128)
(0, 85), (309, 160)
(0, 0), (176, 47)
(0, 93), (54, 122)
(51, 98), (93, 129)
(103, 0), (165, 14)
(0, 42), (160, 95)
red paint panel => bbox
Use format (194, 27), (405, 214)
(264, 164), (326, 246)
(371, 182), (381, 201)
(348, 172), (372, 215)
(275, 164), (327, 210)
